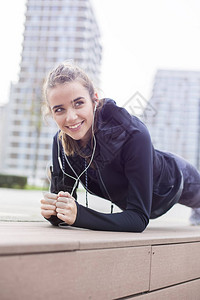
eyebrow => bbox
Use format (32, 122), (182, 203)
(72, 96), (85, 103)
(51, 104), (64, 110)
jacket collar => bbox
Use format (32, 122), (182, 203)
(80, 99), (130, 168)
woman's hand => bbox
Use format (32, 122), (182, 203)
(41, 191), (77, 225)
(55, 191), (77, 225)
(41, 192), (57, 219)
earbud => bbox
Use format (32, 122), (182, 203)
(94, 101), (97, 112)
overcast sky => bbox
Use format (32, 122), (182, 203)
(1, 0), (200, 106)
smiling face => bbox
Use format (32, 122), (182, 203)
(48, 81), (97, 144)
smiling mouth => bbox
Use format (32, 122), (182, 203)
(67, 121), (84, 129)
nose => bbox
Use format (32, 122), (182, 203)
(65, 108), (77, 124)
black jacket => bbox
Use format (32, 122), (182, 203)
(47, 99), (182, 232)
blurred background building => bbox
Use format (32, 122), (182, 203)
(146, 70), (200, 170)
(0, 105), (6, 171)
(1, 0), (102, 185)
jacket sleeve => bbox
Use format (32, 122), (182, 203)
(72, 203), (147, 232)
(71, 124), (153, 232)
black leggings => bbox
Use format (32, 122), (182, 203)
(168, 153), (200, 208)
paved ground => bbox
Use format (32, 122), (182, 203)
(0, 187), (193, 226)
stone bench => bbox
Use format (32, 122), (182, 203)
(0, 222), (200, 299)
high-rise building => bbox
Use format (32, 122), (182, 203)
(2, 0), (102, 184)
(0, 104), (6, 171)
(145, 70), (200, 169)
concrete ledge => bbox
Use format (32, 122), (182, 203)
(0, 222), (200, 299)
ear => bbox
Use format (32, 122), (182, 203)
(93, 92), (99, 105)
(94, 92), (98, 99)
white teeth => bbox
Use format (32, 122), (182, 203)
(68, 122), (82, 129)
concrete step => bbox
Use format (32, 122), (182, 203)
(0, 222), (200, 299)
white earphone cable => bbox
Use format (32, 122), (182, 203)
(57, 101), (97, 196)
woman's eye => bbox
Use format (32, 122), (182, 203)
(54, 108), (64, 113)
(75, 100), (84, 107)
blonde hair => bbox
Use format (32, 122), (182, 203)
(43, 61), (102, 156)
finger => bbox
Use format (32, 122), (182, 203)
(57, 212), (75, 225)
(56, 208), (64, 214)
(56, 201), (68, 209)
(58, 191), (71, 197)
(41, 209), (57, 218)
(44, 192), (58, 200)
(41, 198), (57, 205)
(56, 206), (75, 216)
(57, 196), (71, 203)
(44, 192), (57, 198)
(56, 202), (75, 214)
(41, 204), (57, 211)
(57, 213), (66, 222)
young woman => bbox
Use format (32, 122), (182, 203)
(40, 62), (200, 232)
